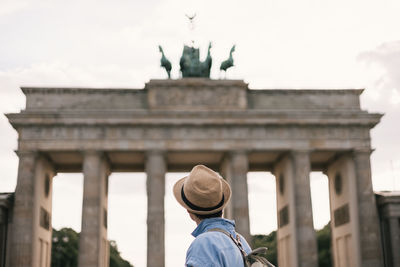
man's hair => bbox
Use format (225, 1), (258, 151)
(194, 210), (223, 220)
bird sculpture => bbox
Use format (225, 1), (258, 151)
(220, 45), (236, 76)
(158, 45), (172, 79)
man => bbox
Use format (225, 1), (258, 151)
(173, 164), (252, 267)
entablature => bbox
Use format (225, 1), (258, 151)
(6, 110), (382, 128)
(19, 79), (367, 112)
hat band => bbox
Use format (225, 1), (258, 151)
(181, 185), (225, 212)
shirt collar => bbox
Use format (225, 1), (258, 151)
(191, 217), (236, 237)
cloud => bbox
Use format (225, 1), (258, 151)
(358, 41), (400, 98)
(3, 0), (398, 88)
(0, 62), (153, 89)
(357, 41), (400, 191)
(0, 0), (29, 17)
(0, 152), (18, 192)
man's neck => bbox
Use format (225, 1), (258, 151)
(189, 211), (202, 225)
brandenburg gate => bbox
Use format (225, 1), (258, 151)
(6, 78), (384, 267)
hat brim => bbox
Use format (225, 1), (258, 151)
(173, 175), (231, 215)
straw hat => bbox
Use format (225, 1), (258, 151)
(173, 165), (231, 215)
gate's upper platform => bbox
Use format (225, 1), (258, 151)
(18, 78), (364, 112)
(8, 78), (381, 130)
(5, 79), (383, 171)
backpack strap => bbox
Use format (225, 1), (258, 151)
(208, 228), (275, 267)
(208, 228), (247, 262)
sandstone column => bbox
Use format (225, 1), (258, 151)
(353, 149), (384, 267)
(0, 206), (6, 265)
(220, 155), (233, 220)
(146, 151), (166, 267)
(10, 151), (55, 267)
(230, 151), (251, 242)
(388, 218), (400, 267)
(274, 155), (297, 267)
(291, 151), (318, 267)
(326, 154), (362, 267)
(78, 151), (110, 267)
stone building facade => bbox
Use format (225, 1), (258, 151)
(3, 79), (385, 267)
(0, 193), (13, 267)
(376, 191), (400, 267)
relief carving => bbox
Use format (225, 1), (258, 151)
(278, 205), (289, 228)
(149, 87), (246, 110)
(40, 207), (50, 230)
(334, 203), (350, 227)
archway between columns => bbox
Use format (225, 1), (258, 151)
(52, 172), (148, 267)
(51, 173), (83, 266)
(165, 172), (192, 267)
(310, 172), (331, 231)
(247, 172), (277, 235)
(108, 173), (147, 267)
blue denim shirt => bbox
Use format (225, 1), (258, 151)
(186, 218), (252, 267)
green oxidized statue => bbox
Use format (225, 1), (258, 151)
(180, 42), (212, 78)
(158, 45), (172, 79)
(220, 45), (235, 73)
(158, 14), (237, 79)
(158, 43), (236, 79)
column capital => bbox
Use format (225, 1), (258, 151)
(82, 150), (105, 157)
(82, 150), (112, 176)
(289, 150), (312, 165)
(228, 149), (248, 155)
(352, 148), (374, 155)
(290, 149), (312, 155)
(146, 149), (166, 156)
(15, 150), (38, 158)
(145, 150), (166, 168)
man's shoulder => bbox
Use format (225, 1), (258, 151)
(197, 229), (252, 254)
(189, 230), (235, 253)
(187, 230), (247, 267)
(186, 232), (225, 267)
(191, 231), (224, 247)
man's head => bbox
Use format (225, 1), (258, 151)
(173, 165), (231, 222)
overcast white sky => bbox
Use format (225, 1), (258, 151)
(1, 0), (400, 266)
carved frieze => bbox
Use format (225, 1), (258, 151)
(39, 207), (50, 230)
(278, 205), (289, 228)
(19, 125), (370, 141)
(146, 79), (247, 110)
(334, 203), (350, 227)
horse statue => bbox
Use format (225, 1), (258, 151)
(220, 45), (236, 74)
(179, 42), (212, 78)
(158, 45), (172, 78)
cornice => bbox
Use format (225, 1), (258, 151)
(20, 85), (364, 95)
(145, 78), (248, 89)
(21, 87), (144, 95)
(248, 88), (364, 95)
(5, 110), (383, 128)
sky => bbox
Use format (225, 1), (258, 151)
(1, 0), (400, 266)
